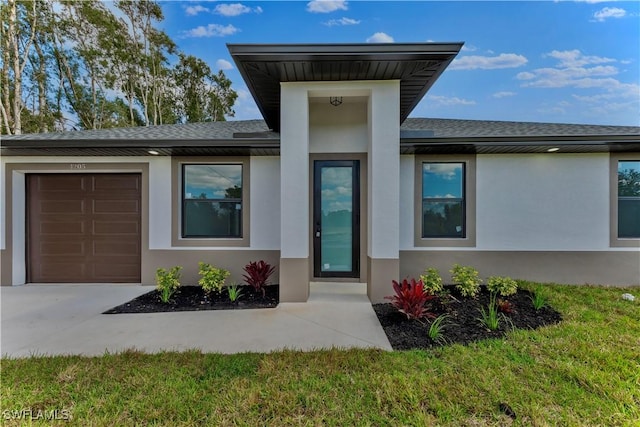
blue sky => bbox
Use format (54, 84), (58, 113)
(155, 1), (640, 126)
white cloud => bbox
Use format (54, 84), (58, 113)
(492, 91), (517, 98)
(324, 17), (360, 26)
(214, 3), (262, 17)
(546, 49), (615, 67)
(182, 24), (239, 38)
(306, 0), (348, 13)
(427, 95), (476, 107)
(216, 59), (233, 70)
(593, 7), (626, 22)
(185, 5), (210, 16)
(366, 32), (394, 43)
(461, 44), (477, 52)
(450, 53), (528, 70)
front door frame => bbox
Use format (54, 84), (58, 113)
(312, 159), (361, 278)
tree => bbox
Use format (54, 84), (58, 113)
(1, 0), (237, 134)
(174, 54), (237, 123)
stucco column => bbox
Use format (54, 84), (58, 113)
(279, 83), (310, 301)
(367, 81), (401, 302)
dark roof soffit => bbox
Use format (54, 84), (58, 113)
(227, 43), (463, 132)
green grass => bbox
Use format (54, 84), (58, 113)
(2, 283), (639, 426)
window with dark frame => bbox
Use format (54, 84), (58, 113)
(422, 162), (466, 238)
(182, 164), (243, 238)
(618, 160), (640, 238)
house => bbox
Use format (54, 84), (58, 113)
(1, 43), (639, 303)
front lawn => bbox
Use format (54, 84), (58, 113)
(2, 282), (639, 426)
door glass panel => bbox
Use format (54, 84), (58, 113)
(320, 166), (353, 272)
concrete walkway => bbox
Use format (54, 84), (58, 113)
(1, 283), (391, 358)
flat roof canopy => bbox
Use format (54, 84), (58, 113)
(228, 43), (463, 131)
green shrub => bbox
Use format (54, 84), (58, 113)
(478, 293), (502, 331)
(420, 268), (443, 293)
(155, 266), (182, 303)
(427, 314), (449, 344)
(198, 262), (230, 295)
(486, 276), (518, 296)
(450, 264), (482, 297)
(227, 283), (243, 302)
(530, 287), (548, 310)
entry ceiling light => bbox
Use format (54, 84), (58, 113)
(148, 150), (160, 155)
(547, 147), (560, 152)
(329, 96), (343, 107)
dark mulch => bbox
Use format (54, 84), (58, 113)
(103, 285), (279, 314)
(373, 286), (562, 350)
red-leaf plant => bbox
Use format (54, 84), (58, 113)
(242, 260), (276, 297)
(385, 278), (437, 320)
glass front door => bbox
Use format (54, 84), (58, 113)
(313, 160), (360, 278)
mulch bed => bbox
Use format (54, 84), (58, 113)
(103, 285), (279, 314)
(373, 286), (562, 350)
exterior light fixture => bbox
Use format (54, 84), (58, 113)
(329, 96), (343, 107)
(547, 147), (560, 152)
(148, 150), (160, 155)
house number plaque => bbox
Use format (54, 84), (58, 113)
(69, 163), (86, 169)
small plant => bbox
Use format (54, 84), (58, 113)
(427, 314), (449, 344)
(487, 276), (518, 296)
(420, 268), (443, 294)
(155, 266), (182, 303)
(227, 283), (243, 303)
(478, 293), (502, 330)
(385, 278), (437, 320)
(497, 299), (514, 314)
(243, 260), (276, 297)
(450, 264), (482, 297)
(530, 288), (547, 310)
(198, 262), (230, 295)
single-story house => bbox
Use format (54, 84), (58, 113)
(1, 43), (639, 302)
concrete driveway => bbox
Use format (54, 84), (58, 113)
(1, 283), (391, 358)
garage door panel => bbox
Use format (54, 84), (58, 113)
(92, 240), (139, 256)
(92, 200), (140, 214)
(36, 175), (86, 192)
(92, 175), (141, 191)
(40, 221), (85, 235)
(39, 200), (86, 214)
(28, 173), (141, 283)
(93, 221), (139, 235)
(40, 241), (86, 256)
(36, 263), (86, 282)
(93, 263), (140, 282)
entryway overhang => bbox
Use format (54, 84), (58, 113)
(227, 43), (464, 132)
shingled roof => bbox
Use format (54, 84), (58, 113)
(2, 118), (639, 156)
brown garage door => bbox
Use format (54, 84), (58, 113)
(27, 173), (141, 283)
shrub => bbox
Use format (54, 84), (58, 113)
(497, 299), (514, 314)
(427, 314), (449, 344)
(155, 266), (182, 303)
(242, 260), (276, 297)
(227, 283), (243, 303)
(420, 268), (443, 294)
(198, 262), (230, 295)
(450, 264), (482, 297)
(385, 278), (437, 320)
(478, 293), (502, 330)
(487, 276), (518, 296)
(530, 288), (547, 310)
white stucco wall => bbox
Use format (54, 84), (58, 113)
(309, 101), (368, 153)
(250, 156), (281, 250)
(400, 153), (615, 251)
(368, 81), (400, 258)
(476, 153), (610, 250)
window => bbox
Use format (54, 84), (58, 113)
(414, 155), (475, 247)
(182, 164), (243, 238)
(422, 162), (466, 238)
(618, 160), (640, 238)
